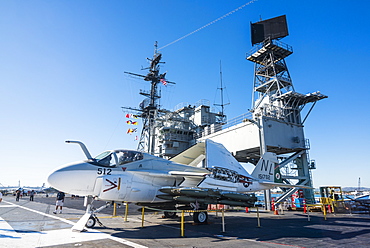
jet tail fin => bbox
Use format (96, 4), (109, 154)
(251, 152), (282, 183)
(251, 152), (313, 189)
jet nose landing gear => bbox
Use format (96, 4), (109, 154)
(85, 214), (104, 228)
(85, 216), (96, 228)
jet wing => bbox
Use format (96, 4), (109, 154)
(129, 169), (206, 177)
(259, 181), (314, 189)
(129, 169), (208, 188)
(157, 187), (257, 207)
(168, 171), (209, 188)
(170, 140), (251, 176)
(168, 171), (209, 177)
(129, 169), (180, 177)
(205, 140), (249, 176)
(170, 142), (206, 166)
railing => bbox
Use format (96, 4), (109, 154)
(173, 99), (219, 114)
(246, 38), (293, 59)
(195, 99), (210, 107)
(222, 112), (253, 129)
(196, 112), (253, 138)
(173, 102), (193, 111)
(173, 99), (212, 112)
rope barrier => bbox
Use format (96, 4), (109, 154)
(140, 206), (263, 236)
(143, 206), (226, 213)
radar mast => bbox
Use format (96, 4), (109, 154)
(123, 42), (175, 154)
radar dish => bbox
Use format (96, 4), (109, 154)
(251, 15), (289, 45)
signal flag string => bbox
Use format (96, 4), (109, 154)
(158, 0), (258, 50)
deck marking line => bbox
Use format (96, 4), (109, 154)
(4, 200), (75, 225)
(2, 200), (148, 248)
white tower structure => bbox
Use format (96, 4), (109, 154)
(246, 15), (327, 204)
(197, 15), (327, 205)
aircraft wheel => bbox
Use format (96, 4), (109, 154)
(85, 216), (96, 228)
(164, 211), (177, 218)
(193, 211), (208, 224)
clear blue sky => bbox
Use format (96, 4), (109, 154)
(1, 0), (369, 188)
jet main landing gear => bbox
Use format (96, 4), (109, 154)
(193, 210), (208, 224)
(164, 211), (177, 218)
(189, 203), (208, 224)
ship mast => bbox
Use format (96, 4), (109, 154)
(123, 42), (175, 154)
(214, 61), (229, 124)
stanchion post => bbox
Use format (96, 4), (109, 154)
(113, 202), (117, 216)
(323, 205), (327, 220)
(280, 203), (284, 215)
(221, 209), (225, 233)
(181, 210), (185, 237)
(124, 202), (129, 222)
(141, 207), (145, 228)
(307, 205), (310, 221)
(256, 207), (261, 228)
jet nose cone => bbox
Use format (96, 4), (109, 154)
(47, 161), (97, 195)
(47, 168), (65, 191)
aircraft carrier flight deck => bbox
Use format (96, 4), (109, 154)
(1, 194), (370, 248)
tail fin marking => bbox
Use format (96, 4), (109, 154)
(251, 152), (282, 183)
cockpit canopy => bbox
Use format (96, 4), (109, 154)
(91, 150), (144, 167)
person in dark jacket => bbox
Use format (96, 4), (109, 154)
(29, 190), (35, 201)
(53, 191), (65, 214)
